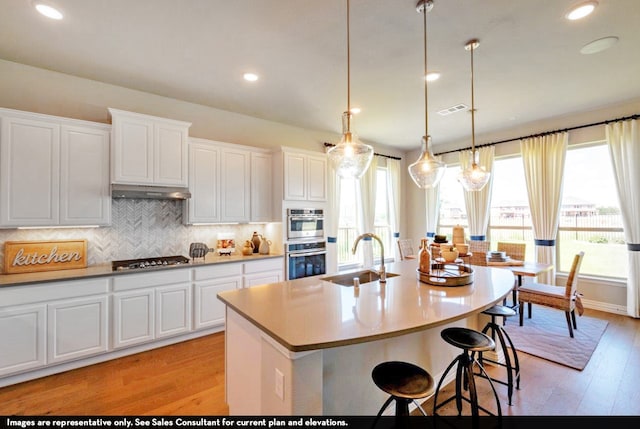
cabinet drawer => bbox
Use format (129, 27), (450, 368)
(112, 268), (191, 291)
(244, 258), (283, 274)
(0, 277), (110, 307)
(193, 263), (243, 281)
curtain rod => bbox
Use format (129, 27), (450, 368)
(323, 142), (402, 160)
(434, 113), (640, 157)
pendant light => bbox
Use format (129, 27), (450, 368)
(408, 0), (446, 189)
(458, 39), (491, 191)
(327, 0), (374, 179)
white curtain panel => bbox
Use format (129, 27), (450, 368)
(387, 158), (402, 260)
(606, 119), (640, 318)
(358, 157), (378, 267)
(459, 146), (495, 241)
(425, 155), (443, 239)
(326, 161), (341, 273)
(521, 132), (568, 284)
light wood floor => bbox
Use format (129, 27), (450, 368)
(0, 308), (638, 416)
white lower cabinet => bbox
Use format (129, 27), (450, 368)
(47, 295), (109, 364)
(156, 284), (192, 338)
(112, 289), (155, 349)
(0, 304), (46, 377)
(244, 258), (284, 288)
(111, 269), (192, 347)
(192, 263), (242, 329)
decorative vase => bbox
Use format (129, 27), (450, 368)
(259, 236), (272, 255)
(251, 232), (261, 254)
(242, 240), (254, 256)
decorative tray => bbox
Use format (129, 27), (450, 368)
(416, 263), (474, 287)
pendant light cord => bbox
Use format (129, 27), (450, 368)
(471, 43), (476, 157)
(346, 0), (351, 132)
(423, 4), (428, 139)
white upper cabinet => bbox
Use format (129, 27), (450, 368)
(0, 108), (110, 227)
(250, 152), (273, 222)
(109, 108), (190, 186)
(60, 125), (111, 225)
(221, 147), (251, 222)
(185, 138), (273, 224)
(185, 141), (220, 223)
(282, 150), (327, 202)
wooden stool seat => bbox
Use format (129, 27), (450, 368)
(440, 327), (495, 352)
(371, 361), (434, 423)
(482, 304), (517, 318)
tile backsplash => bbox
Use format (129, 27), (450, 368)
(0, 199), (282, 267)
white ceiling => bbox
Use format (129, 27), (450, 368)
(1, 0), (639, 151)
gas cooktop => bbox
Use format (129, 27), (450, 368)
(111, 255), (190, 271)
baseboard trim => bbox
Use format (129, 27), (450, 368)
(582, 298), (628, 315)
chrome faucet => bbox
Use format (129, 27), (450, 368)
(352, 232), (386, 282)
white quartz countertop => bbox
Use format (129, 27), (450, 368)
(217, 259), (516, 352)
(0, 252), (283, 287)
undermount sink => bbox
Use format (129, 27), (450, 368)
(321, 270), (399, 287)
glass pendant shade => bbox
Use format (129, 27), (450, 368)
(327, 111), (374, 179)
(408, 136), (446, 188)
(458, 150), (490, 191)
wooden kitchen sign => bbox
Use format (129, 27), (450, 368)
(3, 240), (87, 274)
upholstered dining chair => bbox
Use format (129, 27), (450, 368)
(397, 239), (416, 260)
(518, 251), (585, 338)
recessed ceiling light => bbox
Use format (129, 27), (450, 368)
(425, 72), (440, 82)
(33, 2), (63, 20)
(349, 107), (361, 114)
(243, 73), (259, 82)
(580, 36), (619, 54)
(565, 1), (598, 20)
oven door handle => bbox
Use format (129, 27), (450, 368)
(287, 250), (327, 258)
(288, 216), (324, 221)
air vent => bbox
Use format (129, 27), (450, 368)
(437, 104), (468, 116)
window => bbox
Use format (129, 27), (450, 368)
(558, 143), (626, 278)
(336, 166), (394, 267)
(489, 156), (535, 261)
(438, 165), (467, 239)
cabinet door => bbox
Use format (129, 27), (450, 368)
(0, 304), (46, 376)
(306, 155), (327, 201)
(250, 152), (273, 222)
(47, 295), (108, 364)
(112, 289), (155, 349)
(194, 276), (242, 329)
(60, 125), (111, 225)
(156, 284), (192, 338)
(283, 152), (306, 200)
(154, 122), (188, 186)
(244, 270), (283, 288)
(0, 115), (60, 226)
(220, 148), (251, 222)
(185, 142), (220, 223)
(111, 115), (154, 184)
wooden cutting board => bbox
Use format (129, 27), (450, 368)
(3, 240), (87, 274)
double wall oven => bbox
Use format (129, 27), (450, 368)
(285, 208), (327, 280)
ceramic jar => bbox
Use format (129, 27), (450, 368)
(242, 240), (255, 256)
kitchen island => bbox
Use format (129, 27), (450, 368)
(217, 259), (515, 415)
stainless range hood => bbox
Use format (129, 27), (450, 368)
(111, 184), (191, 200)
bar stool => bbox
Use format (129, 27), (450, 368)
(476, 305), (521, 405)
(371, 361), (435, 424)
(432, 327), (502, 418)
